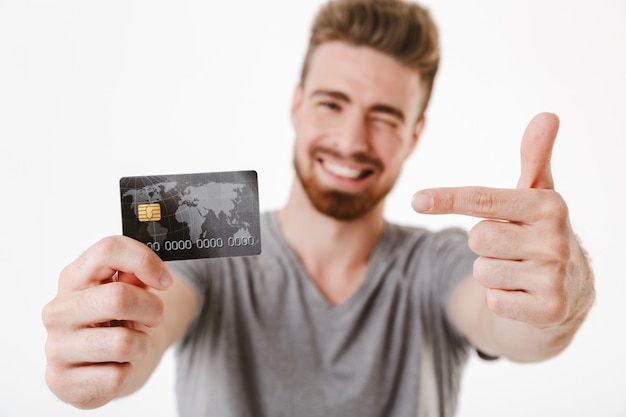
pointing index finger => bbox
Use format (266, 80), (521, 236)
(412, 186), (542, 223)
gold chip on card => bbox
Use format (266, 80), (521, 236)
(137, 203), (161, 222)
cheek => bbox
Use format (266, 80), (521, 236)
(294, 109), (319, 141)
(293, 118), (320, 162)
(294, 109), (335, 154)
(371, 135), (411, 167)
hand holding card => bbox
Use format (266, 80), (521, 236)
(41, 235), (171, 408)
(120, 170), (262, 261)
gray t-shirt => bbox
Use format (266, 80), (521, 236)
(168, 211), (476, 417)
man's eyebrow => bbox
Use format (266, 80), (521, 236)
(310, 89), (405, 122)
(310, 89), (351, 103)
(370, 104), (405, 123)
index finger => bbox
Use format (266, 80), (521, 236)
(412, 186), (545, 223)
(59, 235), (173, 293)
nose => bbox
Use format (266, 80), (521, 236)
(334, 111), (370, 155)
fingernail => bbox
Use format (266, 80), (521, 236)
(160, 266), (173, 289)
(412, 192), (433, 212)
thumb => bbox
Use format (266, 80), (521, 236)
(517, 112), (560, 190)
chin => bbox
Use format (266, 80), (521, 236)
(294, 152), (393, 221)
(303, 179), (389, 221)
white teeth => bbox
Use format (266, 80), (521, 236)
(323, 160), (362, 179)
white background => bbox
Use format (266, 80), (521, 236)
(1, 0), (625, 416)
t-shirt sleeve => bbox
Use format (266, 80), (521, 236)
(411, 227), (477, 352)
(427, 228), (499, 361)
(437, 228), (477, 337)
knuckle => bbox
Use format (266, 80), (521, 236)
(134, 249), (163, 284)
(540, 294), (568, 324)
(110, 328), (136, 358)
(467, 220), (489, 252)
(110, 328), (150, 363)
(153, 296), (165, 324)
(485, 290), (505, 315)
(80, 284), (132, 322)
(102, 283), (135, 313)
(536, 191), (569, 222)
(468, 222), (487, 252)
(93, 236), (124, 263)
(469, 189), (498, 214)
(44, 334), (64, 363)
(41, 300), (58, 329)
(45, 361), (130, 409)
(472, 257), (486, 280)
(467, 226), (481, 252)
(551, 238), (571, 263)
(41, 295), (74, 330)
(136, 248), (154, 271)
(58, 263), (74, 283)
(538, 237), (571, 264)
(45, 364), (65, 396)
(469, 220), (509, 253)
(472, 257), (496, 287)
(103, 365), (129, 396)
(78, 365), (128, 406)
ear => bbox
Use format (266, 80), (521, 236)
(408, 116), (426, 154)
(290, 84), (303, 128)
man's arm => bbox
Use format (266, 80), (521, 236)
(413, 113), (595, 362)
(42, 236), (198, 409)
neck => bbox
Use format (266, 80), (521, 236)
(276, 179), (385, 304)
(278, 179), (385, 258)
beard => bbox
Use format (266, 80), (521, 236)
(294, 147), (395, 221)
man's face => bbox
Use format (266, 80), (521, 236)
(291, 41), (426, 220)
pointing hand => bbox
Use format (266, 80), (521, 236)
(412, 113), (589, 327)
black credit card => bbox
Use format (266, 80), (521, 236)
(120, 170), (261, 261)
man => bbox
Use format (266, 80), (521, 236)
(42, 0), (595, 416)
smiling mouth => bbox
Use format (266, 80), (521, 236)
(321, 159), (374, 180)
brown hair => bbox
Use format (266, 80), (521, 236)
(300, 0), (440, 120)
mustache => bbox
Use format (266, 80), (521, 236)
(311, 145), (383, 170)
